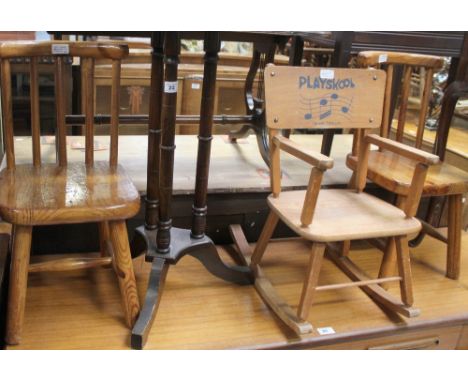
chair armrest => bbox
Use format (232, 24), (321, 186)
(364, 134), (440, 166)
(272, 135), (334, 171)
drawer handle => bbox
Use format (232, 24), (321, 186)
(369, 337), (440, 350)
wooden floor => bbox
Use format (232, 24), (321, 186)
(6, 229), (468, 350)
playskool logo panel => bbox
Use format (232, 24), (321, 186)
(299, 76), (356, 90)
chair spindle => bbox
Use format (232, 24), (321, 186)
(1, 58), (15, 169)
(30, 57), (41, 166)
(395, 65), (412, 142)
(54, 56), (67, 166)
(110, 60), (120, 167)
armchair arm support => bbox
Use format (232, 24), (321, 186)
(356, 134), (440, 217)
(272, 135), (334, 171)
(269, 134), (333, 227)
(364, 134), (440, 165)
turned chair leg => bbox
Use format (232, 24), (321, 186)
(447, 194), (462, 280)
(297, 242), (325, 321)
(250, 211), (279, 267)
(6, 225), (32, 345)
(108, 220), (140, 328)
(98, 221), (110, 258)
(395, 236), (414, 306)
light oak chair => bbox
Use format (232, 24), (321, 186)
(229, 65), (440, 335)
(0, 41), (141, 345)
(347, 51), (468, 280)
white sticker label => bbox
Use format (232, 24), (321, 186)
(317, 327), (335, 335)
(320, 69), (334, 79)
(51, 44), (69, 55)
(164, 81), (178, 93)
(191, 83), (201, 90)
(378, 54), (388, 63)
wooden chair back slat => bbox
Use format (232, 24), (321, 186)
(358, 51), (445, 148)
(30, 57), (41, 166)
(381, 64), (394, 138)
(54, 56), (67, 166)
(0, 58), (15, 169)
(82, 57), (95, 165)
(415, 68), (434, 149)
(395, 65), (413, 142)
(264, 65), (386, 131)
(0, 41), (128, 169)
(109, 60), (121, 167)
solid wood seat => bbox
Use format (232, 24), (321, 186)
(268, 189), (421, 242)
(0, 162), (140, 226)
(346, 151), (468, 197)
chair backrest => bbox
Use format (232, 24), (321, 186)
(264, 65), (386, 131)
(0, 41), (129, 170)
(357, 51), (444, 149)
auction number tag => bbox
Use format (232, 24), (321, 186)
(164, 81), (178, 93)
(378, 54), (388, 63)
(51, 44), (70, 55)
(317, 327), (336, 335)
(320, 69), (335, 79)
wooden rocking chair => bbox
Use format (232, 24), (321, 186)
(0, 41), (141, 345)
(229, 65), (440, 335)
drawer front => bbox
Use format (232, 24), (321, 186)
(456, 325), (468, 349)
(307, 325), (463, 350)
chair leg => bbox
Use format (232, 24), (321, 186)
(250, 211), (279, 267)
(297, 242), (325, 321)
(98, 221), (110, 258)
(6, 225), (32, 345)
(108, 220), (140, 328)
(378, 237), (397, 289)
(446, 194), (462, 280)
(395, 236), (414, 306)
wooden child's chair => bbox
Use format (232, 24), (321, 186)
(230, 65), (440, 335)
(0, 41), (141, 345)
(347, 51), (468, 280)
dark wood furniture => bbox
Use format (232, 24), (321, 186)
(0, 41), (141, 345)
(53, 32), (291, 166)
(229, 65), (441, 335)
(129, 32), (258, 350)
(347, 51), (468, 281)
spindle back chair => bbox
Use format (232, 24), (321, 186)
(230, 65), (440, 335)
(357, 51), (444, 148)
(346, 51), (468, 281)
(0, 41), (141, 346)
(0, 40), (126, 168)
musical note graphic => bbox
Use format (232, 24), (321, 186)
(299, 93), (353, 121)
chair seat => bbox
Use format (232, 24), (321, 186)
(347, 151), (468, 196)
(268, 189), (421, 242)
(0, 162), (140, 225)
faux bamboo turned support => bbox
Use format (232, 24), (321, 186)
(191, 32), (220, 239)
(156, 32), (180, 253)
(145, 32), (165, 230)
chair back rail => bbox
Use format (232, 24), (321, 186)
(0, 41), (128, 169)
(357, 51), (444, 149)
(264, 65), (386, 131)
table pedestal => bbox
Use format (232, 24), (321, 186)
(131, 32), (252, 350)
